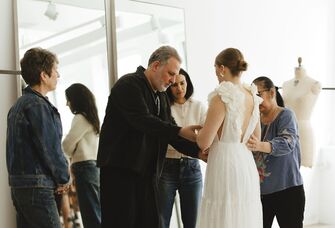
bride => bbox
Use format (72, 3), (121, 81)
(196, 48), (263, 228)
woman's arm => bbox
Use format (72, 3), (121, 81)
(267, 110), (299, 156)
(247, 110), (299, 155)
(197, 95), (226, 151)
(62, 114), (90, 157)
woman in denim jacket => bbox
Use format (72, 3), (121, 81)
(6, 48), (70, 228)
(62, 83), (101, 228)
(247, 76), (305, 228)
(158, 68), (206, 228)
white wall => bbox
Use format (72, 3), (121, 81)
(2, 0), (335, 227)
(0, 0), (19, 227)
(185, 0), (334, 103)
(183, 0), (335, 226)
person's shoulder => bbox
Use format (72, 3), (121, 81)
(208, 82), (234, 104)
(310, 79), (321, 94)
(73, 114), (92, 128)
(215, 81), (235, 94)
(280, 108), (296, 119)
(242, 82), (253, 91)
(117, 72), (138, 83)
(116, 67), (147, 85)
(74, 113), (87, 122)
(19, 91), (46, 108)
(112, 72), (143, 92)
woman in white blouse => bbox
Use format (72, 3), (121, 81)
(62, 83), (101, 228)
(158, 69), (206, 228)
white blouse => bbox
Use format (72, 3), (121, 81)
(166, 98), (206, 159)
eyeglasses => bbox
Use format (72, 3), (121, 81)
(256, 89), (270, 97)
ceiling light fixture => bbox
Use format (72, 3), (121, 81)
(44, 2), (59, 21)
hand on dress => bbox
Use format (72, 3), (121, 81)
(246, 134), (261, 152)
(198, 148), (209, 162)
(179, 125), (202, 142)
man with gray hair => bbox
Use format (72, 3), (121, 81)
(98, 46), (205, 227)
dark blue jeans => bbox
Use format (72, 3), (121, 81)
(11, 188), (61, 228)
(72, 160), (101, 228)
(158, 158), (203, 228)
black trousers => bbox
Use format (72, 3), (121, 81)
(261, 185), (305, 228)
(100, 166), (159, 228)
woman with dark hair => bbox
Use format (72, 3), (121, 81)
(196, 48), (263, 227)
(247, 76), (305, 228)
(62, 83), (101, 228)
(158, 68), (206, 228)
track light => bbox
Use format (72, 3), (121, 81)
(158, 30), (170, 44)
(44, 2), (58, 21)
(150, 15), (160, 31)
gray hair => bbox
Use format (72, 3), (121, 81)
(148, 46), (181, 66)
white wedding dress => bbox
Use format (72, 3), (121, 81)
(197, 82), (263, 228)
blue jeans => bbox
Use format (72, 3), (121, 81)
(72, 160), (101, 228)
(11, 188), (61, 228)
(158, 158), (203, 228)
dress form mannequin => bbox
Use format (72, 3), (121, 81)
(282, 57), (321, 167)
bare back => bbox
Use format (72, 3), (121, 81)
(210, 82), (261, 144)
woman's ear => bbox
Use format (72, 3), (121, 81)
(270, 87), (276, 98)
(220, 65), (226, 76)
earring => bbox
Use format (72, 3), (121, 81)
(219, 72), (224, 77)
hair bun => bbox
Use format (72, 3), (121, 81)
(237, 60), (248, 71)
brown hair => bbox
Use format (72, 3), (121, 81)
(215, 48), (247, 76)
(20, 47), (58, 86)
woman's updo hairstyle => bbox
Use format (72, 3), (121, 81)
(215, 48), (248, 76)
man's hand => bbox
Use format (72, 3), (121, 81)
(179, 125), (202, 142)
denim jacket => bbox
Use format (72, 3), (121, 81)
(6, 86), (69, 188)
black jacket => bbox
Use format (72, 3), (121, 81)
(97, 66), (199, 177)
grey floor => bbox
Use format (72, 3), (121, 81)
(304, 225), (335, 228)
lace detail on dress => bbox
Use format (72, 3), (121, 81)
(198, 82), (263, 228)
(246, 83), (263, 124)
(208, 81), (245, 136)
